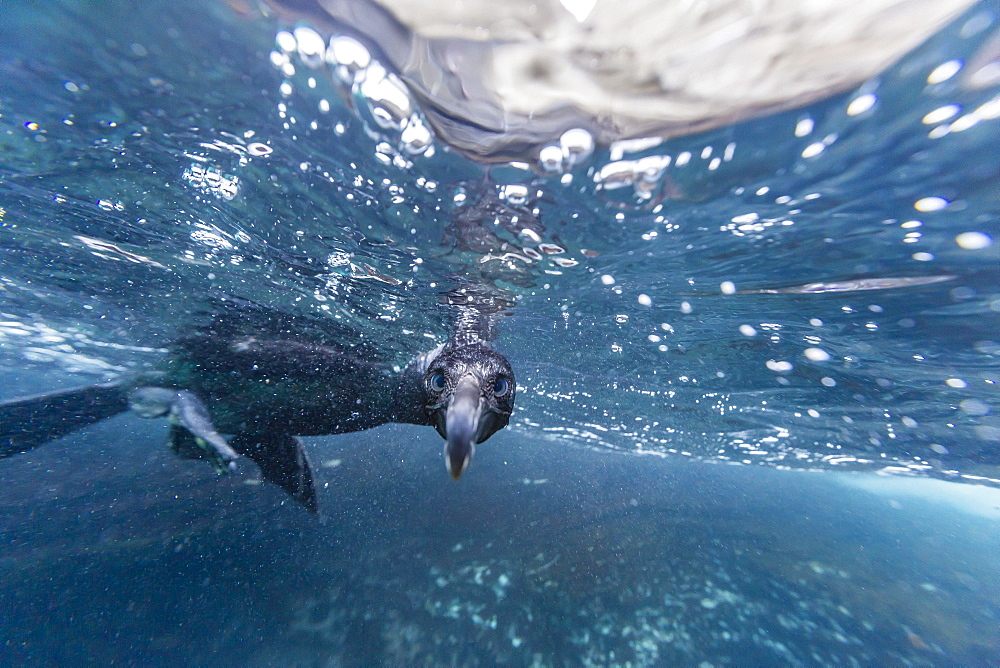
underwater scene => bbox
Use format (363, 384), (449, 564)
(1, 0), (998, 665)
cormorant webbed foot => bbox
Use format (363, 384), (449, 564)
(129, 387), (239, 473)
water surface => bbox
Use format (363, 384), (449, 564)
(0, 1), (998, 664)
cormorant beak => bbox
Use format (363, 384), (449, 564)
(444, 375), (484, 480)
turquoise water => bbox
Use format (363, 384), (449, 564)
(1, 1), (998, 664)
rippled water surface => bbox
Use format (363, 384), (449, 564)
(1, 1), (998, 665)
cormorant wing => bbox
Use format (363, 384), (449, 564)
(229, 432), (318, 513)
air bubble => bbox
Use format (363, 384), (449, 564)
(801, 142), (825, 158)
(927, 59), (963, 84)
(538, 145), (563, 173)
(960, 399), (990, 415)
(401, 120), (432, 154)
(360, 64), (413, 130)
(922, 105), (960, 125)
(293, 27), (326, 68)
(804, 348), (831, 362)
(634, 156), (668, 198)
(247, 143), (272, 157)
(327, 36), (370, 83)
(501, 185), (529, 206)
(955, 231), (991, 249)
(595, 160), (636, 190)
(914, 196), (948, 212)
(559, 128), (593, 167)
(794, 117), (814, 137)
(275, 31), (296, 53)
(846, 94), (877, 116)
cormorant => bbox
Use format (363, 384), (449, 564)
(0, 299), (516, 513)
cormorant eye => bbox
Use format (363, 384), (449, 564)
(493, 377), (510, 397)
(429, 372), (446, 392)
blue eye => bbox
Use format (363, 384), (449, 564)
(493, 377), (510, 397)
(430, 372), (446, 392)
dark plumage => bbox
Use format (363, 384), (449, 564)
(0, 302), (516, 513)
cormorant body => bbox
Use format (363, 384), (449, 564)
(0, 301), (515, 513)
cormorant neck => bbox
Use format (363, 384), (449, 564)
(448, 305), (494, 349)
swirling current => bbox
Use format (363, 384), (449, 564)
(1, 1), (998, 665)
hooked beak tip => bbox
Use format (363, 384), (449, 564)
(445, 452), (471, 480)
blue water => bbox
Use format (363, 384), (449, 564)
(1, 1), (998, 664)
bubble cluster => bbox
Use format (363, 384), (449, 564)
(536, 127), (595, 174)
(183, 162), (239, 200)
(594, 139), (738, 202)
(274, 27), (435, 159)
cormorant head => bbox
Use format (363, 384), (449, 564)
(425, 343), (515, 479)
